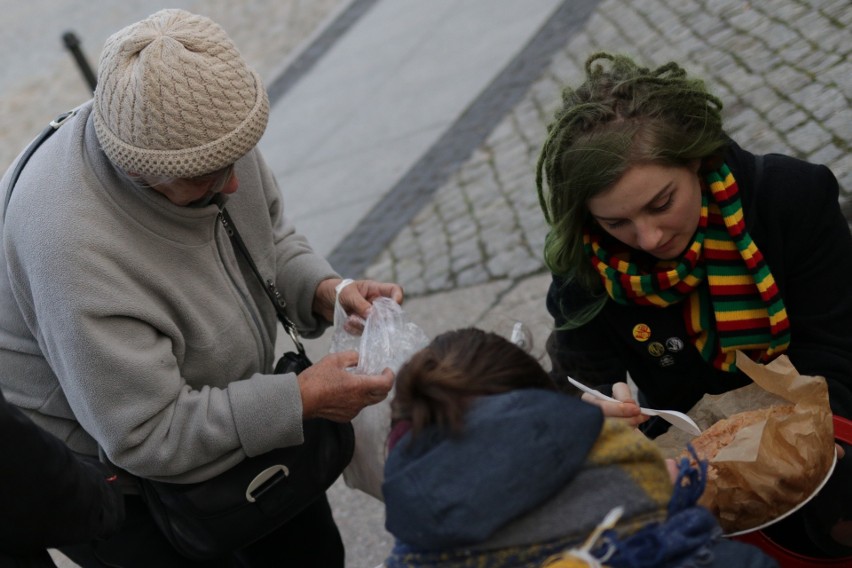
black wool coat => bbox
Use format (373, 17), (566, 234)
(0, 390), (124, 566)
(547, 141), (852, 436)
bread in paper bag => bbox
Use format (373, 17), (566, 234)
(677, 352), (836, 534)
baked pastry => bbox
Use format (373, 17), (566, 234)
(682, 405), (806, 533)
(689, 405), (795, 462)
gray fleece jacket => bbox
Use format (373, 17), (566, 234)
(0, 101), (338, 483)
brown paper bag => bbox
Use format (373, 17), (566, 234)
(656, 352), (836, 534)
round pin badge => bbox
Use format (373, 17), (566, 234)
(632, 323), (651, 342)
(665, 337), (684, 353)
(648, 342), (665, 357)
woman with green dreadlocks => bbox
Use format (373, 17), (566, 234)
(536, 52), (852, 559)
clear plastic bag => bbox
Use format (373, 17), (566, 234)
(329, 296), (430, 500)
(330, 296), (429, 374)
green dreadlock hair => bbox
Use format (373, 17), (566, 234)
(536, 52), (727, 328)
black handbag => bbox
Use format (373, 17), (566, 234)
(137, 209), (354, 560)
(139, 417), (354, 560)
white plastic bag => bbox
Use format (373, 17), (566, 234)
(330, 296), (430, 500)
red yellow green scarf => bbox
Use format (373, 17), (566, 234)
(584, 163), (790, 372)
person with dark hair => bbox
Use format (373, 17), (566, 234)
(381, 328), (777, 568)
(536, 52), (852, 558)
(0, 390), (124, 568)
(0, 9), (399, 567)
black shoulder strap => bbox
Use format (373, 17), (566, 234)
(3, 110), (77, 220)
(218, 207), (308, 358)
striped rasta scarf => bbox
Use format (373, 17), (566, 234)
(584, 163), (790, 372)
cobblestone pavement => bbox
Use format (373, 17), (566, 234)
(363, 0), (852, 300)
(4, 0), (850, 566)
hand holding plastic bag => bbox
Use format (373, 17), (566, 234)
(330, 295), (430, 500)
(331, 296), (429, 374)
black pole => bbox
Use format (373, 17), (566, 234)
(62, 31), (97, 92)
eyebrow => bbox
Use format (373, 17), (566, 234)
(592, 182), (674, 221)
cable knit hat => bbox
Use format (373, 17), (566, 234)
(93, 9), (269, 178)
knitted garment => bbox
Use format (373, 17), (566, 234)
(596, 451), (718, 568)
(584, 163), (790, 371)
(93, 9), (269, 178)
(542, 449), (778, 568)
(384, 412), (672, 568)
(385, 534), (589, 568)
(593, 451), (780, 568)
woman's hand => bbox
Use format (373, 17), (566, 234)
(313, 278), (403, 323)
(580, 381), (649, 429)
(298, 351), (394, 422)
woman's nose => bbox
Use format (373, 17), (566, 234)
(635, 219), (663, 252)
(221, 172), (239, 195)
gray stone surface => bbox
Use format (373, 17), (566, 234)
(365, 0), (851, 299)
(3, 0), (850, 566)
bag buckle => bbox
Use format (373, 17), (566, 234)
(245, 464), (289, 503)
(49, 109), (77, 129)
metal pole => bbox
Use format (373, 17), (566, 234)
(62, 31), (97, 92)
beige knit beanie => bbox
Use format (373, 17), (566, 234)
(93, 9), (269, 179)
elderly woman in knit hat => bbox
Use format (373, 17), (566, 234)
(0, 9), (400, 567)
(537, 52), (852, 559)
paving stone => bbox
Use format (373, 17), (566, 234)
(809, 144), (844, 168)
(361, 0), (851, 303)
(771, 108), (810, 133)
(798, 51), (843, 75)
(830, 109), (852, 147)
(771, 1), (810, 20)
(787, 121), (834, 156)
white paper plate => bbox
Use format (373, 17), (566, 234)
(724, 447), (838, 537)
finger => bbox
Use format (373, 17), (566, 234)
(376, 283), (403, 304)
(364, 373), (394, 393)
(356, 281), (403, 306)
(342, 315), (366, 335)
(329, 350), (360, 368)
(581, 393), (642, 420)
(341, 287), (373, 320)
(367, 390), (390, 402)
(580, 392), (602, 406)
(611, 382), (636, 404)
(837, 443), (845, 460)
(625, 413), (650, 429)
(603, 400), (641, 419)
